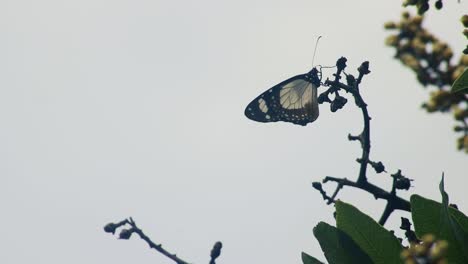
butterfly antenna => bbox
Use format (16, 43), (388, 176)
(312, 36), (322, 67)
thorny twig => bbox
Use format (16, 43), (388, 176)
(313, 57), (411, 225)
(104, 217), (222, 264)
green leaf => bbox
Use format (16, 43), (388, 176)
(335, 201), (403, 264)
(411, 196), (468, 236)
(313, 222), (372, 264)
(439, 176), (468, 263)
(451, 67), (468, 93)
(301, 252), (325, 264)
(410, 177), (468, 264)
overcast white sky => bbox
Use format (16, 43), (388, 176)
(1, 1), (467, 263)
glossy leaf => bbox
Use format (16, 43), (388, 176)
(439, 176), (468, 263)
(301, 252), (325, 264)
(410, 178), (468, 264)
(335, 201), (403, 264)
(313, 222), (372, 264)
(411, 195), (468, 232)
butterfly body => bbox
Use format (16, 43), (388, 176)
(245, 68), (320, 126)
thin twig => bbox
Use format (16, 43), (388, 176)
(323, 176), (410, 212)
(127, 218), (190, 264)
(104, 217), (191, 264)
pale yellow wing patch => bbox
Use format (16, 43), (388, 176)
(258, 98), (268, 113)
(279, 80), (313, 110)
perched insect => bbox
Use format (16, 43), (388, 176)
(245, 37), (323, 126)
(244, 67), (321, 126)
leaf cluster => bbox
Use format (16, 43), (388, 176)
(303, 178), (468, 264)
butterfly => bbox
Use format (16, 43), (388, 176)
(244, 67), (321, 126)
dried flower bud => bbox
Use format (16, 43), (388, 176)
(407, 23), (419, 35)
(412, 16), (423, 25)
(318, 92), (331, 104)
(312, 182), (323, 191)
(104, 223), (118, 234)
(395, 177), (411, 190)
(384, 21), (397, 29)
(419, 31), (434, 43)
(423, 101), (437, 112)
(371, 161), (385, 173)
(453, 107), (468, 121)
(417, 2), (430, 15)
(336, 57), (347, 71)
(400, 217), (412, 230)
(452, 66), (465, 81)
(210, 241), (222, 260)
(385, 35), (399, 46)
(421, 234), (435, 244)
(119, 228), (133, 240)
(460, 54), (468, 66)
(430, 240), (449, 259)
(417, 73), (429, 86)
(430, 90), (450, 104)
(358, 61), (371, 75)
(403, 0), (418, 6)
(413, 243), (427, 256)
(457, 136), (465, 150)
(412, 39), (426, 54)
(330, 96), (348, 112)
(403, 236), (449, 264)
(432, 41), (447, 54)
(454, 126), (465, 132)
(401, 54), (419, 70)
(401, 249), (411, 259)
(442, 47), (453, 60)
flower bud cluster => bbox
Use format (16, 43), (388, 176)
(402, 0), (444, 15)
(392, 170), (412, 191)
(385, 12), (468, 153)
(401, 234), (449, 264)
(461, 15), (468, 54)
(384, 13), (465, 88)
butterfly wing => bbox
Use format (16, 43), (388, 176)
(245, 74), (319, 126)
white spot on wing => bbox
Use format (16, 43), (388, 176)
(258, 98), (268, 113)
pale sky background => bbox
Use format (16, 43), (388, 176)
(1, 1), (467, 263)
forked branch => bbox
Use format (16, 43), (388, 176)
(313, 57), (411, 225)
(103, 217), (222, 264)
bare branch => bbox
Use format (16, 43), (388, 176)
(104, 217), (193, 264)
(314, 58), (411, 225)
